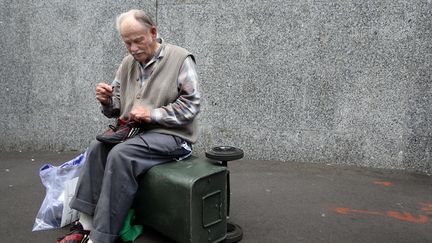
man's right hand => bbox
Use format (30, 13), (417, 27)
(96, 83), (113, 105)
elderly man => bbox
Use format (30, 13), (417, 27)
(57, 9), (200, 243)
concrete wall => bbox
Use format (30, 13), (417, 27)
(0, 0), (156, 150)
(1, 0), (431, 173)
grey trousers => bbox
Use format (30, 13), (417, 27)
(70, 131), (190, 243)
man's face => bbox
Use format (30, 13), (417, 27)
(120, 18), (157, 63)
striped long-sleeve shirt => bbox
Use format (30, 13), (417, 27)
(102, 39), (200, 128)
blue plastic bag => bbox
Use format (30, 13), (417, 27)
(32, 152), (86, 231)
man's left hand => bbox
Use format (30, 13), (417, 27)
(129, 105), (152, 123)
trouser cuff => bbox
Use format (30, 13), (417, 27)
(90, 228), (118, 243)
(70, 196), (96, 216)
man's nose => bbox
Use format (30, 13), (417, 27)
(130, 43), (138, 52)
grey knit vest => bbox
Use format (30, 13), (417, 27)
(117, 44), (198, 143)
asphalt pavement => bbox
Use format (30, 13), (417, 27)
(1, 150), (431, 243)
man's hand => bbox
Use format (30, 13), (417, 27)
(96, 83), (113, 105)
(129, 105), (152, 123)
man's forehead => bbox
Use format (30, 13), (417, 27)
(120, 17), (149, 35)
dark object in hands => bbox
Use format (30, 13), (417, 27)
(96, 118), (142, 144)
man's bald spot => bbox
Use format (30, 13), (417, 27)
(116, 9), (155, 33)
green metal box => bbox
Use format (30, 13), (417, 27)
(135, 156), (227, 243)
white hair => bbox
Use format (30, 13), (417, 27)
(116, 9), (156, 32)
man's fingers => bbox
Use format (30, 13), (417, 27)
(95, 83), (113, 106)
(96, 95), (110, 105)
(129, 111), (136, 120)
(96, 85), (113, 95)
(129, 106), (152, 123)
(95, 83), (113, 105)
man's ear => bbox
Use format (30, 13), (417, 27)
(150, 26), (157, 39)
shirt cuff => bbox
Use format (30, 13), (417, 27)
(100, 98), (114, 115)
(151, 108), (162, 124)
(100, 104), (111, 114)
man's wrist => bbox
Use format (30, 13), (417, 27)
(101, 98), (112, 106)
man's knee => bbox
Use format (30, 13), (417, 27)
(106, 142), (129, 166)
(88, 140), (107, 152)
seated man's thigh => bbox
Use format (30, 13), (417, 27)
(110, 131), (187, 160)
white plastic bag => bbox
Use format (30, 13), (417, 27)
(60, 177), (80, 227)
(32, 152), (86, 231)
